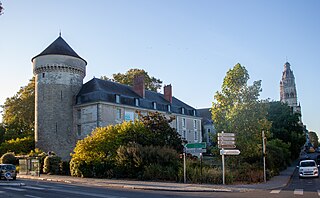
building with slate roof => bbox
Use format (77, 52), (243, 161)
(197, 108), (216, 146)
(32, 36), (202, 160)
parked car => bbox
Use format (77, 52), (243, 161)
(297, 160), (319, 178)
(0, 164), (16, 180)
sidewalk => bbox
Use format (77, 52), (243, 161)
(15, 164), (297, 192)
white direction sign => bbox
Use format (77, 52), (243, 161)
(218, 136), (235, 141)
(217, 133), (235, 137)
(220, 149), (241, 155)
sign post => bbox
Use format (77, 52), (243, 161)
(218, 131), (239, 185)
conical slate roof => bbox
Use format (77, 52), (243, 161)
(31, 36), (87, 64)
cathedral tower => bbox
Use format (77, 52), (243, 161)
(280, 62), (301, 114)
(32, 35), (87, 160)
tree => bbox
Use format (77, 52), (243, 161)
(1, 78), (35, 140)
(309, 131), (319, 148)
(211, 63), (271, 162)
(138, 111), (184, 152)
(267, 101), (304, 159)
(101, 69), (163, 92)
(0, 1), (3, 15)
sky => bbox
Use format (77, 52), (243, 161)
(1, 1), (320, 134)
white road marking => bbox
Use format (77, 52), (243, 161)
(25, 195), (42, 198)
(23, 186), (46, 190)
(294, 189), (303, 195)
(3, 187), (27, 191)
(270, 189), (281, 193)
(48, 188), (127, 198)
(317, 190), (320, 196)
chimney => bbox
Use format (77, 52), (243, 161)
(133, 75), (145, 98)
(164, 84), (172, 103)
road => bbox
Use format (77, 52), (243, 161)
(1, 169), (320, 198)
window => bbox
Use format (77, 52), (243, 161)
(181, 108), (185, 114)
(193, 120), (197, 129)
(115, 95), (120, 103)
(116, 108), (121, 120)
(134, 98), (139, 106)
(182, 118), (186, 128)
(193, 110), (196, 116)
(194, 130), (198, 141)
(153, 102), (157, 110)
(183, 130), (186, 139)
(207, 128), (211, 133)
(42, 73), (45, 78)
(168, 105), (171, 112)
(77, 125), (81, 136)
(77, 109), (81, 120)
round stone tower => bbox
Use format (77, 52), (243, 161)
(32, 35), (87, 160)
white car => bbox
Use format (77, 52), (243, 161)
(297, 160), (319, 178)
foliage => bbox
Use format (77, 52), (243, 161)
(115, 143), (180, 180)
(266, 139), (291, 176)
(0, 137), (34, 155)
(43, 155), (62, 175)
(70, 113), (182, 178)
(59, 161), (71, 176)
(70, 121), (148, 177)
(267, 101), (304, 159)
(138, 111), (184, 152)
(211, 63), (271, 163)
(101, 69), (163, 92)
(1, 152), (16, 164)
(309, 131), (319, 148)
(1, 78), (35, 141)
(0, 1), (3, 15)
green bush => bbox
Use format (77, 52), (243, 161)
(0, 152), (17, 164)
(0, 137), (34, 155)
(43, 155), (61, 175)
(59, 161), (70, 176)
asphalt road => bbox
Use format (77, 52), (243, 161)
(1, 169), (320, 198)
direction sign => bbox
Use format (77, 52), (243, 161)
(218, 144), (236, 149)
(217, 133), (235, 137)
(218, 136), (235, 141)
(220, 149), (240, 155)
(218, 140), (235, 145)
(185, 142), (206, 149)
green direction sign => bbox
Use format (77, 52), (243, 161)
(185, 142), (206, 149)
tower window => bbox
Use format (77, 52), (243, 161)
(77, 109), (81, 120)
(77, 125), (81, 136)
(42, 73), (45, 78)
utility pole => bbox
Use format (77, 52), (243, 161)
(262, 130), (267, 183)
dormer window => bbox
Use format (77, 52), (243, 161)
(181, 107), (185, 114)
(193, 110), (196, 116)
(153, 102), (157, 110)
(115, 94), (120, 103)
(167, 105), (171, 112)
(134, 98), (139, 107)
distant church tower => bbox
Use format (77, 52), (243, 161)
(32, 35), (87, 160)
(280, 62), (301, 114)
